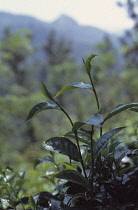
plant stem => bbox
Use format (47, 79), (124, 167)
(90, 125), (94, 197)
(53, 99), (73, 126)
(53, 99), (87, 179)
(114, 159), (120, 177)
(51, 151), (60, 172)
(88, 73), (104, 194)
(74, 131), (88, 179)
(100, 127), (103, 136)
(88, 74), (100, 110)
(54, 162), (60, 172)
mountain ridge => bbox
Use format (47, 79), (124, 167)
(0, 12), (119, 62)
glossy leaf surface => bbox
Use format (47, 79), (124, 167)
(55, 169), (90, 189)
(55, 82), (92, 97)
(64, 131), (91, 146)
(26, 102), (60, 122)
(84, 113), (103, 126)
(94, 127), (125, 157)
(104, 103), (138, 122)
(72, 113), (103, 131)
(42, 137), (80, 161)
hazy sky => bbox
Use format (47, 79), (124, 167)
(0, 0), (133, 32)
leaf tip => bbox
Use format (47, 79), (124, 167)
(26, 118), (30, 123)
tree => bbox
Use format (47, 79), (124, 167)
(42, 31), (77, 103)
(0, 29), (41, 166)
(43, 30), (72, 65)
(118, 0), (138, 68)
(0, 28), (33, 86)
(115, 0), (138, 103)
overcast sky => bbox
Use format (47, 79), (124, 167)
(0, 0), (133, 32)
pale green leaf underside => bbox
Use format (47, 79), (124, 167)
(104, 103), (138, 123)
(64, 131), (91, 146)
(72, 113), (103, 131)
(55, 82), (92, 97)
(26, 102), (60, 122)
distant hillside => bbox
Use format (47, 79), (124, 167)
(0, 12), (120, 62)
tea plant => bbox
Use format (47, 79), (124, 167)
(1, 54), (138, 209)
(0, 166), (27, 210)
(26, 54), (138, 209)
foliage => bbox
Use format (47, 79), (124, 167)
(0, 29), (78, 169)
(9, 54), (137, 209)
(118, 0), (138, 68)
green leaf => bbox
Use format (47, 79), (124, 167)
(84, 113), (103, 126)
(1, 198), (12, 208)
(19, 171), (25, 179)
(55, 82), (92, 97)
(94, 127), (126, 157)
(55, 169), (90, 189)
(72, 122), (85, 131)
(119, 167), (135, 177)
(129, 106), (138, 112)
(41, 156), (54, 164)
(32, 156), (54, 169)
(26, 102), (60, 122)
(64, 131), (91, 146)
(5, 173), (17, 182)
(71, 193), (86, 206)
(41, 82), (54, 101)
(104, 103), (138, 123)
(59, 162), (81, 170)
(6, 165), (14, 172)
(28, 196), (36, 209)
(15, 179), (27, 187)
(84, 54), (97, 75)
(33, 159), (41, 169)
(42, 137), (80, 161)
(0, 183), (9, 188)
(132, 149), (138, 155)
(108, 138), (123, 153)
(72, 113), (103, 131)
(123, 167), (138, 184)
